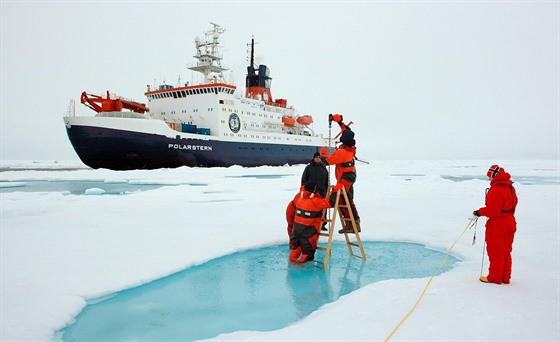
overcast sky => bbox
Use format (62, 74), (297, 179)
(1, 1), (558, 161)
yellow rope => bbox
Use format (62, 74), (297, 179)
(384, 218), (477, 341)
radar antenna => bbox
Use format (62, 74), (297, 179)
(189, 23), (227, 83)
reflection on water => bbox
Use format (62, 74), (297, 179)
(60, 242), (459, 341)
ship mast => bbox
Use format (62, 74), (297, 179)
(245, 37), (273, 103)
(189, 23), (227, 84)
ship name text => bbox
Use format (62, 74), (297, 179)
(168, 143), (213, 151)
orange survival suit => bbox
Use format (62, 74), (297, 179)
(287, 182), (331, 263)
(320, 116), (360, 233)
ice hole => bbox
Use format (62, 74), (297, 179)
(60, 241), (459, 341)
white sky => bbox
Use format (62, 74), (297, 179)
(1, 1), (558, 161)
(1, 160), (558, 340)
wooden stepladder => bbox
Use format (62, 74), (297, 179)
(316, 186), (366, 267)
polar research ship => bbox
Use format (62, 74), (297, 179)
(63, 23), (331, 170)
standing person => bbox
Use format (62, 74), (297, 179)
(301, 152), (329, 198)
(288, 181), (331, 263)
(473, 164), (518, 284)
(320, 114), (360, 234)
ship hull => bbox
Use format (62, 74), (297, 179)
(65, 122), (322, 170)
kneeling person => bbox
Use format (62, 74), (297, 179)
(289, 181), (331, 263)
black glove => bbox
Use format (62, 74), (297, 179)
(473, 210), (480, 217)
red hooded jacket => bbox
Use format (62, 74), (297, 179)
(286, 186), (330, 236)
(477, 171), (518, 223)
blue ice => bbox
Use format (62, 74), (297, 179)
(60, 241), (459, 341)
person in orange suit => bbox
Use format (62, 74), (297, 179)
(320, 114), (360, 234)
(288, 181), (331, 263)
(473, 164), (518, 284)
(286, 199), (296, 240)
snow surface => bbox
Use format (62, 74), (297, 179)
(1, 159), (558, 341)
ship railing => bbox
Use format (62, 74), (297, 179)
(264, 101), (294, 110)
(95, 112), (149, 119)
(66, 99), (76, 117)
(108, 92), (135, 103)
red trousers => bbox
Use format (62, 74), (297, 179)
(485, 216), (517, 284)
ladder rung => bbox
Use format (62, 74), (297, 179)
(318, 186), (366, 266)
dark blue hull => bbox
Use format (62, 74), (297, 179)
(66, 125), (321, 170)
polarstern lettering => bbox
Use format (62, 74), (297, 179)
(168, 143), (213, 151)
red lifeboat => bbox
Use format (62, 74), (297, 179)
(296, 115), (313, 125)
(282, 116), (295, 127)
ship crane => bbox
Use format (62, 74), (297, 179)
(81, 91), (149, 114)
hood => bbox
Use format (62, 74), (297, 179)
(490, 171), (513, 186)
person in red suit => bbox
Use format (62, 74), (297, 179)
(473, 164), (518, 284)
(288, 181), (331, 263)
(320, 114), (360, 234)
